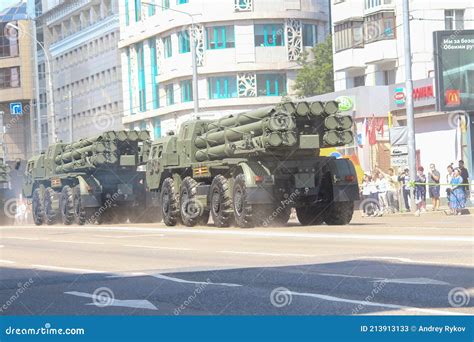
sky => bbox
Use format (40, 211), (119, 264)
(0, 0), (24, 12)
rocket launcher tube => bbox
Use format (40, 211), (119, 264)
(205, 106), (276, 132)
(55, 142), (112, 164)
(195, 114), (295, 149)
(324, 115), (353, 131)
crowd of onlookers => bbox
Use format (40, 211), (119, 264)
(360, 160), (470, 217)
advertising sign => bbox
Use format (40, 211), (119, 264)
(433, 30), (474, 111)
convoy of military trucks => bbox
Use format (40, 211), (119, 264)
(16, 100), (359, 228)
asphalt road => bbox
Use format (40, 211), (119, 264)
(0, 212), (473, 316)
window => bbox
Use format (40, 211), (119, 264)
(257, 74), (286, 96)
(166, 84), (175, 105)
(445, 10), (464, 30)
(162, 0), (170, 9)
(163, 36), (172, 58)
(149, 38), (159, 109)
(0, 22), (19, 57)
(208, 76), (237, 99)
(154, 118), (161, 139)
(148, 0), (155, 15)
(137, 42), (146, 112)
(180, 80), (193, 102)
(334, 20), (364, 51)
(177, 0), (188, 4)
(178, 31), (190, 53)
(134, 0), (141, 21)
(383, 69), (396, 85)
(140, 121), (147, 130)
(255, 24), (284, 47)
(302, 24), (317, 47)
(365, 0), (381, 9)
(0, 67), (20, 89)
(364, 12), (395, 43)
(206, 26), (235, 49)
(353, 75), (365, 87)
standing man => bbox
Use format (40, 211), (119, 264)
(398, 168), (411, 212)
(428, 163), (441, 211)
(458, 160), (470, 195)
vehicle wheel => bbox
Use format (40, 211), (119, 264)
(32, 187), (44, 226)
(43, 187), (57, 225)
(73, 186), (86, 225)
(209, 175), (233, 227)
(180, 177), (205, 227)
(161, 177), (179, 226)
(60, 186), (74, 225)
(324, 201), (354, 225)
(296, 206), (325, 226)
(233, 174), (257, 228)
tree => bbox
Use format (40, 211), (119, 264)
(293, 35), (334, 97)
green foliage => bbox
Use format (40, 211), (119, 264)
(293, 35), (334, 97)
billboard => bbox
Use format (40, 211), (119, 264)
(433, 30), (474, 112)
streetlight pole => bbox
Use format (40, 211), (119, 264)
(142, 2), (200, 119)
(402, 0), (416, 211)
(7, 22), (56, 148)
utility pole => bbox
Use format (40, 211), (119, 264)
(68, 89), (73, 143)
(402, 0), (416, 210)
(31, 21), (42, 153)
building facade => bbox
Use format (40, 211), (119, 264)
(0, 2), (35, 162)
(332, 0), (474, 91)
(119, 0), (330, 139)
(34, 0), (124, 146)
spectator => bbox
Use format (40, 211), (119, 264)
(414, 166), (427, 216)
(458, 160), (470, 195)
(428, 163), (441, 211)
(379, 167), (399, 213)
(449, 168), (466, 215)
(369, 174), (381, 216)
(446, 165), (454, 213)
(398, 168), (411, 212)
(376, 173), (388, 214)
(360, 174), (372, 217)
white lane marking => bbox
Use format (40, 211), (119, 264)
(92, 234), (165, 239)
(372, 278), (450, 285)
(64, 291), (158, 311)
(0, 259), (15, 264)
(317, 273), (383, 280)
(289, 291), (466, 315)
(124, 244), (193, 251)
(51, 240), (106, 245)
(357, 256), (473, 267)
(32, 264), (106, 274)
(2, 237), (41, 241)
(220, 250), (316, 258)
(150, 273), (242, 287)
(6, 226), (471, 243)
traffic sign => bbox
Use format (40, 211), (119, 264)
(10, 102), (22, 115)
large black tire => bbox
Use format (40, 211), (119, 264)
(60, 186), (74, 225)
(32, 187), (44, 226)
(296, 206), (325, 226)
(73, 186), (86, 225)
(43, 187), (57, 225)
(209, 175), (233, 227)
(180, 177), (207, 227)
(232, 174), (253, 228)
(161, 177), (180, 226)
(324, 201), (354, 225)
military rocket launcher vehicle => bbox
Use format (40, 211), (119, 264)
(23, 130), (151, 225)
(0, 159), (15, 225)
(145, 101), (359, 228)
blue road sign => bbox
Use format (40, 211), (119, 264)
(9, 102), (22, 115)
